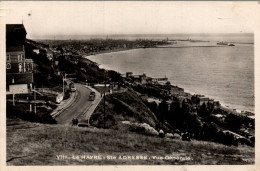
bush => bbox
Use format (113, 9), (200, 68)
(6, 102), (57, 124)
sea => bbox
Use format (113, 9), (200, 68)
(86, 34), (254, 113)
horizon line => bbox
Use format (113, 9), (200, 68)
(28, 33), (254, 40)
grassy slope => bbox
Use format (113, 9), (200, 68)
(6, 117), (254, 165)
(90, 89), (160, 129)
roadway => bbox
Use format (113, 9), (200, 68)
(55, 83), (92, 125)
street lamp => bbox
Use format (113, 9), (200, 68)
(34, 85), (36, 113)
(63, 73), (69, 96)
(12, 77), (15, 106)
(103, 78), (111, 129)
(104, 81), (106, 129)
(63, 75), (65, 96)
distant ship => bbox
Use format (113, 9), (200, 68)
(217, 42), (228, 45)
(228, 43), (235, 46)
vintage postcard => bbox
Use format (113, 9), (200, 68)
(0, 1), (259, 170)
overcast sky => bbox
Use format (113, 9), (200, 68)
(2, 1), (260, 39)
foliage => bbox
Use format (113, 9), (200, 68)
(6, 103), (57, 124)
(198, 103), (210, 118)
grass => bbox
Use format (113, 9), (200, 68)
(90, 90), (160, 129)
(6, 117), (254, 165)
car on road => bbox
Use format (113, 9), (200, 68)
(69, 83), (76, 92)
(77, 119), (89, 127)
(89, 91), (96, 101)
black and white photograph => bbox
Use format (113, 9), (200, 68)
(1, 1), (259, 169)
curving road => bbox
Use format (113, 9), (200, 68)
(55, 84), (93, 125)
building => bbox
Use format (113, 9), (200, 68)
(46, 50), (53, 61)
(139, 73), (147, 84)
(151, 77), (168, 82)
(6, 24), (34, 95)
(126, 72), (133, 78)
(212, 114), (226, 122)
(213, 101), (221, 110)
(33, 49), (40, 54)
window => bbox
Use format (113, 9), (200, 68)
(6, 63), (11, 69)
(18, 63), (22, 73)
(18, 54), (23, 61)
(6, 54), (11, 61)
(26, 63), (32, 72)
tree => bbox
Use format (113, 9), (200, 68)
(198, 103), (210, 118)
(167, 101), (184, 130)
(108, 70), (123, 82)
(165, 81), (171, 91)
(158, 100), (168, 122)
(146, 101), (158, 116)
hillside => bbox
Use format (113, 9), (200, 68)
(89, 89), (160, 130)
(6, 117), (254, 165)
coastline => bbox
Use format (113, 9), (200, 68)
(156, 46), (227, 48)
(83, 47), (144, 57)
(82, 41), (237, 57)
(83, 49), (254, 116)
(83, 40), (255, 59)
(164, 81), (254, 114)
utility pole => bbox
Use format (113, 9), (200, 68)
(12, 77), (15, 106)
(104, 82), (106, 129)
(34, 85), (36, 113)
(28, 94), (32, 112)
(63, 74), (66, 96)
(12, 91), (15, 106)
(30, 101), (32, 112)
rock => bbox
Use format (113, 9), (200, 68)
(159, 129), (165, 138)
(166, 133), (174, 138)
(173, 133), (182, 139)
(121, 121), (159, 136)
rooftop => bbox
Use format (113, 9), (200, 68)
(6, 24), (27, 34)
(6, 24), (27, 46)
